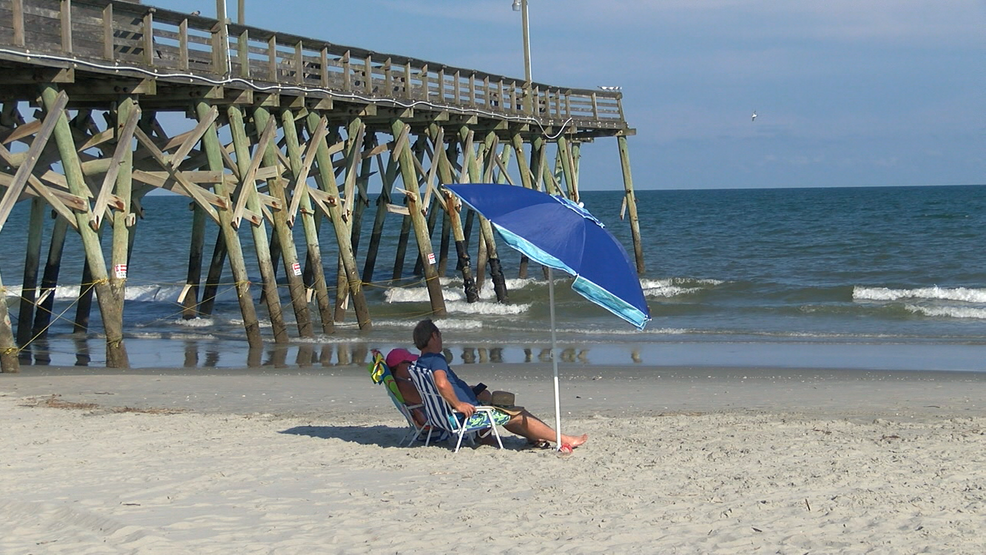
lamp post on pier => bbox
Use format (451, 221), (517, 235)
(512, 0), (533, 114)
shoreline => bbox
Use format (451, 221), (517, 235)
(10, 334), (986, 372)
(4, 363), (986, 420)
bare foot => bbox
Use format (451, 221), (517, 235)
(563, 433), (588, 448)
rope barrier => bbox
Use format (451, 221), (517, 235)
(3, 272), (459, 351)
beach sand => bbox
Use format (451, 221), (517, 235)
(2, 365), (985, 554)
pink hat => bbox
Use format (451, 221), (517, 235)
(386, 348), (418, 369)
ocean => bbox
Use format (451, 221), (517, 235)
(2, 184), (985, 372)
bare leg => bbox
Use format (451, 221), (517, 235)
(504, 411), (588, 448)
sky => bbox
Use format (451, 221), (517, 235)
(159, 0), (986, 190)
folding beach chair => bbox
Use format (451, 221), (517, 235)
(407, 361), (504, 453)
(367, 350), (427, 446)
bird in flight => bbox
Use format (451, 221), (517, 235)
(751, 110), (757, 122)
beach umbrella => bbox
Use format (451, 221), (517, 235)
(444, 183), (651, 449)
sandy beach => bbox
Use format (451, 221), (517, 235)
(3, 364), (986, 554)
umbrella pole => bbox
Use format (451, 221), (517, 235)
(549, 268), (562, 450)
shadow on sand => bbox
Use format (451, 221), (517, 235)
(279, 424), (535, 450)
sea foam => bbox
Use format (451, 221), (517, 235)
(905, 305), (986, 320)
(641, 277), (722, 298)
(854, 286), (986, 303)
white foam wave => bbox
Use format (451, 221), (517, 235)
(2, 283), (215, 303)
(129, 331), (218, 340)
(431, 318), (484, 331)
(905, 305), (986, 320)
(385, 277), (539, 304)
(385, 286), (465, 303)
(173, 317), (215, 328)
(854, 286), (986, 303)
(640, 278), (703, 298)
(445, 300), (531, 316)
(476, 278), (539, 300)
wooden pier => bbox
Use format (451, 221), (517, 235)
(0, 0), (643, 372)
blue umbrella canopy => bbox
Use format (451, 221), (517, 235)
(445, 183), (650, 330)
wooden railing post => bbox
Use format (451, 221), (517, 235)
(60, 0), (72, 54)
(214, 0), (230, 75)
(12, 0), (24, 47)
(102, 3), (113, 60)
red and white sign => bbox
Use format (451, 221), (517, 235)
(292, 262), (302, 276)
(427, 252), (436, 265)
(114, 264), (128, 279)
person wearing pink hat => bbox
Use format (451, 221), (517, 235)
(385, 348), (426, 425)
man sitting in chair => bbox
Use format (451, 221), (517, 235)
(411, 319), (588, 450)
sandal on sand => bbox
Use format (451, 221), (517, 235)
(526, 439), (551, 449)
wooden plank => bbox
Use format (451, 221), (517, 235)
(286, 115), (326, 226)
(3, 120), (41, 145)
(91, 104), (140, 229)
(133, 126), (220, 223)
(0, 90), (66, 232)
(170, 105), (218, 162)
(343, 121), (364, 216)
(230, 115), (276, 227)
(0, 169), (78, 229)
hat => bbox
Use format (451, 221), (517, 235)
(386, 348), (418, 369)
(491, 390), (515, 407)
(491, 391), (523, 415)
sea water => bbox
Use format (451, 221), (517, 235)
(2, 184), (984, 371)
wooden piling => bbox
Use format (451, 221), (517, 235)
(252, 106), (313, 338)
(617, 135), (646, 274)
(183, 203), (206, 319)
(16, 197), (45, 350)
(306, 112), (373, 330)
(361, 131), (401, 285)
(335, 118), (365, 322)
(227, 105), (289, 343)
(391, 119), (446, 317)
(32, 216), (67, 340)
(392, 135), (426, 281)
(463, 128), (507, 303)
(279, 107), (333, 334)
(557, 135), (578, 202)
(431, 127), (479, 303)
(0, 269), (18, 372)
(199, 232), (226, 316)
(41, 85), (128, 368)
(108, 97), (136, 337)
(195, 101), (263, 347)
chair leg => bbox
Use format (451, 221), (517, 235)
(453, 428), (468, 453)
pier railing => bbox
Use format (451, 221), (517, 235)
(0, 0), (628, 132)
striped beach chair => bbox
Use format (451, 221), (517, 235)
(407, 361), (504, 453)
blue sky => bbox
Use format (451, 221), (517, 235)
(161, 0), (986, 190)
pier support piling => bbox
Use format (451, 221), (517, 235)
(195, 101), (263, 347)
(228, 105), (289, 344)
(41, 85), (128, 368)
(617, 135), (645, 275)
(391, 119), (446, 317)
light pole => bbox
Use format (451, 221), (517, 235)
(512, 0), (532, 113)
